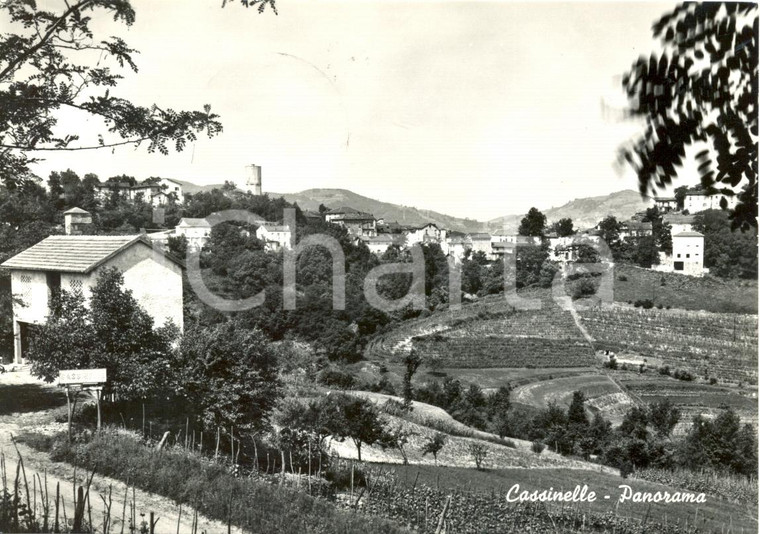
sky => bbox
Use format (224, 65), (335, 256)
(27, 0), (693, 221)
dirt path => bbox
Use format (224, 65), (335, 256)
(0, 373), (242, 534)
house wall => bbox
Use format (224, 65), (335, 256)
(101, 242), (184, 331)
(684, 194), (739, 213)
(11, 271), (50, 325)
(671, 236), (704, 276)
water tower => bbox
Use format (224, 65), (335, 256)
(245, 164), (263, 195)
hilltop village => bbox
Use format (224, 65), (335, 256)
(124, 168), (735, 279)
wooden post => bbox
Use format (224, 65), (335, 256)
(142, 404), (145, 437)
(96, 389), (102, 432)
(215, 427), (220, 460)
(66, 388), (72, 442)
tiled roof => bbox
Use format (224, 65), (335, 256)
(663, 213), (695, 224)
(327, 206), (361, 215)
(0, 235), (177, 273)
(177, 218), (211, 228)
(674, 231), (704, 238)
(655, 197), (676, 202)
(469, 233), (491, 240)
(63, 207), (90, 215)
(334, 213), (374, 221)
(259, 224), (290, 232)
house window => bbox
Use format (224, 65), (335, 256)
(686, 254), (690, 258)
(674, 261), (684, 271)
(677, 254), (681, 258)
(69, 279), (83, 294)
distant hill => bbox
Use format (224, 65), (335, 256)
(268, 188), (487, 233)
(174, 181), (651, 235)
(487, 190), (652, 234)
(170, 179), (228, 195)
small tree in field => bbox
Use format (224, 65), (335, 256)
(469, 442), (488, 470)
(421, 432), (447, 465)
(320, 394), (389, 462)
(402, 350), (422, 410)
(385, 424), (415, 465)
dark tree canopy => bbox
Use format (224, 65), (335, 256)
(548, 217), (575, 237)
(0, 0), (275, 187)
(621, 3), (758, 231)
(518, 207), (547, 237)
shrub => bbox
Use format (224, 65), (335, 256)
(468, 442), (488, 470)
(317, 367), (356, 389)
(618, 275), (628, 282)
(709, 377), (718, 385)
(531, 441), (546, 454)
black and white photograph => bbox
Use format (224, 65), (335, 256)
(0, 1), (757, 532)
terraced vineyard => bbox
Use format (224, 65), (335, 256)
(579, 306), (758, 384)
(512, 373), (635, 425)
(409, 290), (596, 368)
(619, 375), (758, 433)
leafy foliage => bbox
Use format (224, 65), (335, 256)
(621, 3), (758, 231)
(178, 321), (281, 434)
(27, 267), (178, 399)
(517, 207), (547, 237)
(0, 1), (227, 186)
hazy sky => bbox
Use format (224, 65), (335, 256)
(28, 0), (690, 220)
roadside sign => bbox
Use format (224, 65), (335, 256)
(58, 368), (108, 438)
(58, 368), (107, 386)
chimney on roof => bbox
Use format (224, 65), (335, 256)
(63, 208), (92, 235)
(245, 164), (262, 196)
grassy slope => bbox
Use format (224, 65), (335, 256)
(375, 463), (758, 533)
(614, 264), (758, 314)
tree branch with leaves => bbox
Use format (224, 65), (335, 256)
(620, 2), (758, 231)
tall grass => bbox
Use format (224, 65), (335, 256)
(0, 444), (158, 534)
(27, 428), (405, 534)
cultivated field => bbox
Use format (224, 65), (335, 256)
(511, 373), (636, 425)
(579, 306), (758, 384)
(618, 374), (758, 433)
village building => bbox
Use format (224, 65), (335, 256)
(174, 218), (213, 251)
(302, 210), (323, 224)
(63, 207), (93, 235)
(255, 223), (292, 251)
(469, 233), (492, 256)
(654, 231), (706, 277)
(1, 233), (184, 364)
(653, 196), (678, 212)
(618, 220), (653, 240)
(324, 207), (377, 237)
(361, 234), (401, 255)
(490, 240), (516, 260)
(663, 213), (696, 235)
(683, 192), (739, 213)
(405, 223), (446, 247)
(94, 177), (185, 206)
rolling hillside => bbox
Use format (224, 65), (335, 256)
(487, 189), (652, 233)
(269, 188), (486, 233)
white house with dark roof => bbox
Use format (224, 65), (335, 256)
(684, 192), (739, 213)
(255, 223), (292, 251)
(654, 230), (706, 277)
(1, 235), (184, 363)
(174, 217), (212, 251)
(324, 207), (377, 237)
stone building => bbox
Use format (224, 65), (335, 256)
(1, 235), (184, 363)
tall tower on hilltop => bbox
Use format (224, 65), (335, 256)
(245, 164), (263, 195)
